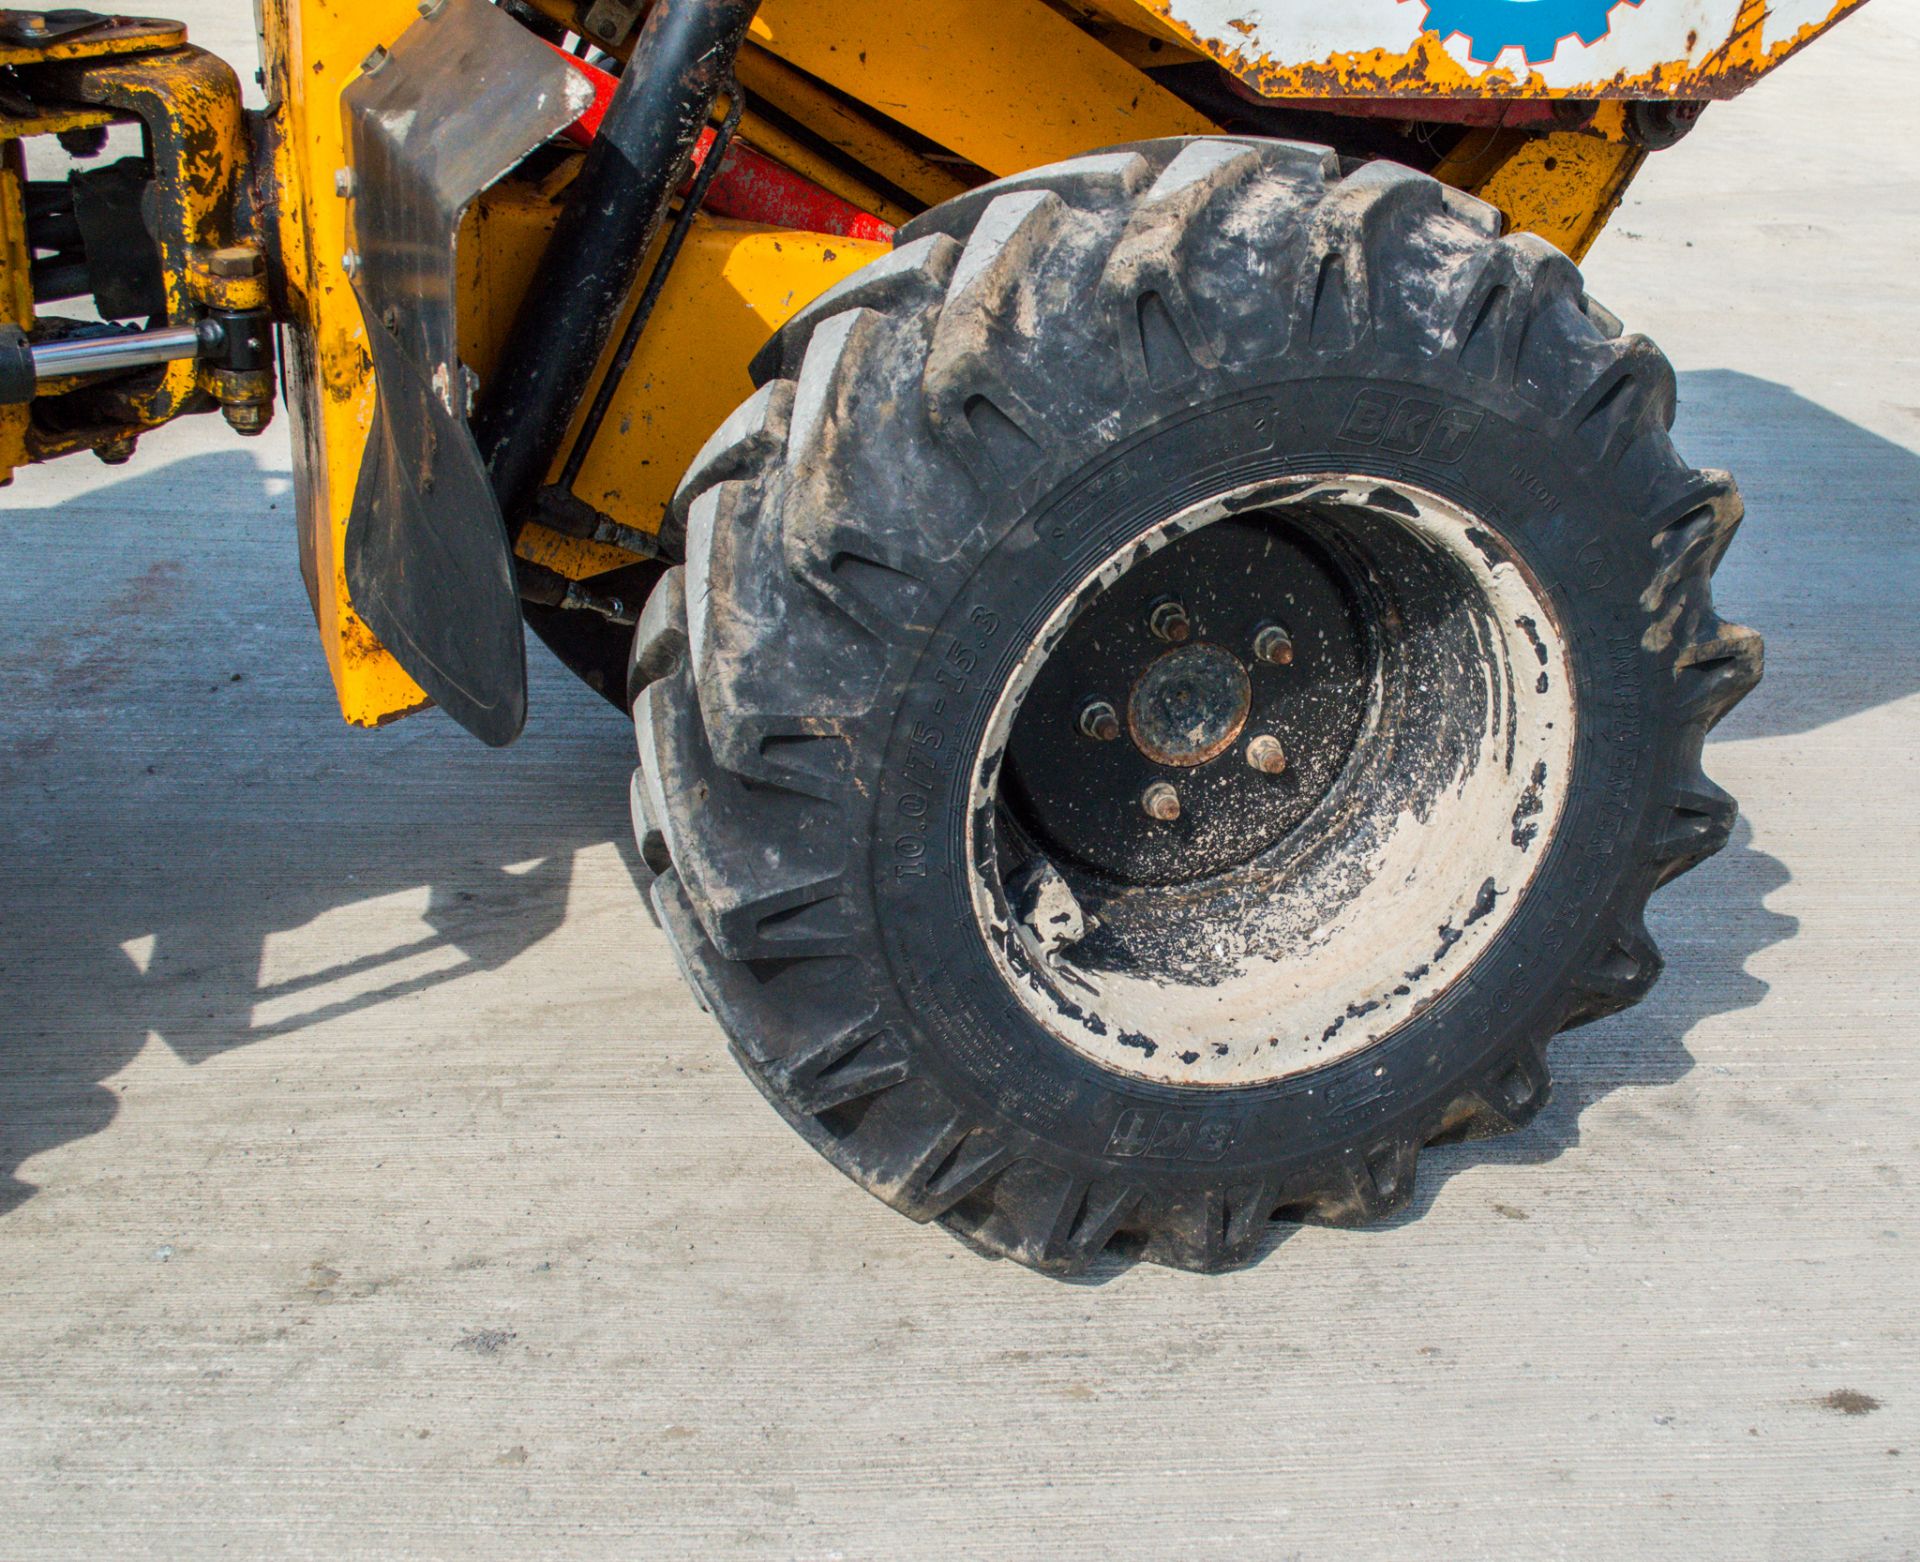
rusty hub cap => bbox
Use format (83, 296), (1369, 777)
(1127, 643), (1251, 768)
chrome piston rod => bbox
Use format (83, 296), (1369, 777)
(0, 319), (224, 404)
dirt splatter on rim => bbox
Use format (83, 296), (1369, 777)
(968, 473), (1576, 1089)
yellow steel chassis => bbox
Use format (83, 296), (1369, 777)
(0, 0), (1861, 729)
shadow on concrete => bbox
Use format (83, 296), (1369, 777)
(1067, 815), (1800, 1282)
(1664, 369), (1920, 741)
(1393, 813), (1798, 1215)
(2, 371), (1910, 1252)
(0, 451), (644, 1214)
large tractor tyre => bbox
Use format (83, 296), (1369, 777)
(627, 138), (1761, 1276)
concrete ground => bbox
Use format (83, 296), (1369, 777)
(3, 5), (1918, 1558)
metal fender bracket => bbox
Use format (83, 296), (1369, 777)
(340, 0), (592, 747)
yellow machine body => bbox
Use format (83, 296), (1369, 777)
(0, 0), (1870, 729)
(256, 0), (886, 725)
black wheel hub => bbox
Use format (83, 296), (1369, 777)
(1001, 513), (1369, 885)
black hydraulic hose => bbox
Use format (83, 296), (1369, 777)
(472, 0), (761, 541)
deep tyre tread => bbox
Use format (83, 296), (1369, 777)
(631, 136), (1760, 1275)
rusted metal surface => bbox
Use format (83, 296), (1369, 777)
(0, 12), (183, 68)
(0, 92), (118, 140)
(1127, 643), (1253, 769)
(1246, 733), (1288, 774)
(0, 138), (29, 480)
(13, 41), (260, 463)
(1140, 781), (1183, 822)
(1117, 0), (1872, 100)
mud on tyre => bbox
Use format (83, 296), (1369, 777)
(628, 138), (1761, 1275)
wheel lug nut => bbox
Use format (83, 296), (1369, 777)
(1077, 698), (1121, 741)
(1148, 599), (1191, 644)
(1246, 734), (1288, 774)
(1253, 623), (1294, 666)
(1141, 781), (1181, 821)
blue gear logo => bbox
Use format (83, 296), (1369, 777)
(1407, 0), (1645, 65)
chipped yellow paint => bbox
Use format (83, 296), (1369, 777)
(0, 16), (183, 68)
(261, 0), (430, 728)
(0, 101), (119, 140)
(0, 140), (31, 484)
(72, 46), (253, 428)
(1, 39), (255, 474)
(1118, 0), (1871, 100)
